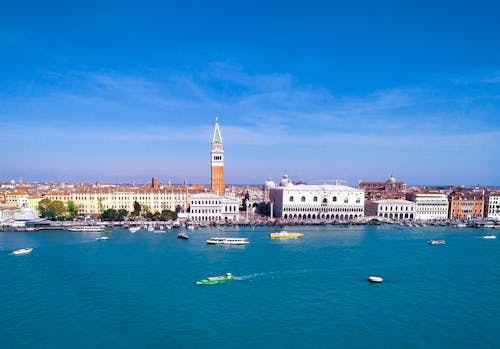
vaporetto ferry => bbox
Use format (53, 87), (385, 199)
(206, 237), (249, 245)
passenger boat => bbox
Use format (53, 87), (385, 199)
(178, 233), (189, 240)
(269, 231), (304, 239)
(68, 226), (105, 232)
(129, 226), (141, 233)
(95, 236), (109, 240)
(196, 273), (234, 285)
(482, 234), (496, 239)
(12, 247), (33, 256)
(368, 276), (383, 283)
(428, 240), (446, 245)
(206, 237), (249, 245)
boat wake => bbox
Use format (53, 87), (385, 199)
(234, 271), (277, 280)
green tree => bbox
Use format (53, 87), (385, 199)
(38, 198), (52, 216)
(48, 200), (67, 220)
(100, 209), (118, 221)
(117, 209), (128, 221)
(67, 201), (78, 220)
(132, 201), (141, 216)
(161, 209), (177, 221)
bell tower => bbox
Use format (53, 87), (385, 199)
(211, 117), (224, 196)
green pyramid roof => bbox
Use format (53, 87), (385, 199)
(213, 119), (223, 143)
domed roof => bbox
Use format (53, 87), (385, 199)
(264, 178), (276, 190)
(279, 173), (291, 187)
(388, 175), (396, 183)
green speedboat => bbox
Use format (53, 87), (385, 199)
(196, 273), (234, 285)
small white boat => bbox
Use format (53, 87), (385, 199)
(482, 234), (496, 239)
(206, 237), (249, 245)
(12, 248), (33, 256)
(129, 227), (141, 233)
(147, 226), (155, 232)
(368, 276), (383, 283)
(428, 240), (446, 245)
(96, 236), (109, 240)
(153, 230), (166, 234)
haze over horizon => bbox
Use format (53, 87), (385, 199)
(1, 1), (499, 186)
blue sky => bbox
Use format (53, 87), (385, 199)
(1, 1), (499, 185)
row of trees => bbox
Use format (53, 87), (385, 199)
(38, 198), (78, 220)
(38, 199), (179, 221)
(99, 207), (178, 221)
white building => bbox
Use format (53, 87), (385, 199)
(367, 199), (416, 220)
(189, 193), (239, 223)
(0, 205), (17, 226)
(269, 177), (364, 221)
(487, 194), (500, 220)
(407, 192), (449, 221)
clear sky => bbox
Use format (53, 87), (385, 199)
(1, 1), (499, 186)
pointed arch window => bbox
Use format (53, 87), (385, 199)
(301, 196), (306, 202)
(289, 196), (294, 202)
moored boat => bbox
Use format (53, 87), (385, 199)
(95, 236), (109, 240)
(428, 240), (446, 245)
(482, 234), (496, 239)
(206, 237), (249, 245)
(12, 247), (33, 256)
(269, 231), (304, 239)
(129, 226), (141, 233)
(178, 233), (189, 240)
(68, 226), (105, 232)
(197, 272), (234, 285)
(368, 276), (383, 283)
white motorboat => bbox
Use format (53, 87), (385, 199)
(368, 276), (383, 283)
(428, 240), (446, 245)
(129, 227), (141, 233)
(96, 236), (109, 240)
(206, 237), (249, 245)
(147, 226), (155, 232)
(482, 234), (496, 239)
(153, 230), (166, 234)
(12, 248), (33, 256)
(68, 226), (105, 232)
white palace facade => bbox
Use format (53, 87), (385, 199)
(189, 193), (239, 223)
(269, 175), (365, 221)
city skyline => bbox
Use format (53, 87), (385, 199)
(1, 1), (500, 186)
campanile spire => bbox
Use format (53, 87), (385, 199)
(210, 117), (224, 196)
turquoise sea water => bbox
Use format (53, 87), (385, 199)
(1, 225), (498, 349)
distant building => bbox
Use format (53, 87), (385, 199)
(0, 205), (17, 225)
(407, 192), (449, 221)
(359, 175), (406, 194)
(5, 189), (28, 207)
(365, 199), (415, 220)
(151, 177), (159, 189)
(448, 192), (484, 220)
(45, 186), (200, 216)
(487, 194), (500, 220)
(210, 117), (224, 196)
(270, 174), (364, 221)
(189, 193), (239, 223)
